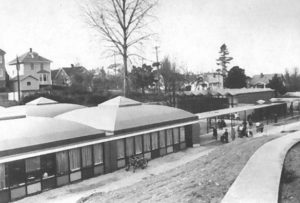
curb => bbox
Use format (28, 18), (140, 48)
(222, 131), (300, 203)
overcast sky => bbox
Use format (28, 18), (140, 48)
(0, 0), (300, 76)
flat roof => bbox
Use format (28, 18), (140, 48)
(0, 117), (104, 157)
(197, 103), (284, 120)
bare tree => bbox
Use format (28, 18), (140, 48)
(83, 0), (157, 96)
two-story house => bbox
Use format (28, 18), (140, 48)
(8, 48), (52, 92)
(0, 49), (7, 89)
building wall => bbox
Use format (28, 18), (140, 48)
(13, 77), (39, 92)
(229, 91), (275, 107)
(0, 125), (192, 202)
(23, 63), (52, 86)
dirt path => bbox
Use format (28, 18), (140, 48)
(279, 142), (300, 203)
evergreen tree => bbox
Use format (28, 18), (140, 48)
(216, 44), (233, 76)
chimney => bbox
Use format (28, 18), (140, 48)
(71, 64), (74, 68)
(29, 48), (32, 53)
(260, 73), (264, 78)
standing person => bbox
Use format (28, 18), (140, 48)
(221, 129), (229, 143)
(256, 122), (261, 133)
(213, 127), (218, 140)
(260, 123), (264, 133)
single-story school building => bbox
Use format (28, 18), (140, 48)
(0, 96), (199, 202)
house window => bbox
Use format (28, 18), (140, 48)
(0, 56), (2, 64)
(0, 164), (7, 189)
(151, 132), (159, 150)
(135, 136), (142, 154)
(117, 140), (125, 159)
(43, 74), (47, 82)
(125, 137), (134, 157)
(93, 144), (103, 165)
(81, 146), (93, 168)
(41, 154), (55, 177)
(30, 63), (34, 70)
(159, 130), (166, 148)
(0, 69), (3, 77)
(40, 63), (44, 70)
(25, 157), (41, 182)
(69, 149), (81, 171)
(27, 81), (31, 86)
(8, 160), (26, 187)
(56, 151), (69, 175)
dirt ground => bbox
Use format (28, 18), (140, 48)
(82, 135), (280, 203)
(279, 142), (300, 203)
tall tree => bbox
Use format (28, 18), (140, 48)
(160, 57), (184, 106)
(216, 44), (233, 76)
(267, 74), (287, 96)
(84, 0), (157, 97)
(130, 64), (155, 94)
(225, 66), (247, 88)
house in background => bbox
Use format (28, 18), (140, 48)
(250, 73), (284, 88)
(0, 49), (7, 89)
(187, 72), (223, 91)
(8, 48), (52, 93)
(51, 64), (91, 91)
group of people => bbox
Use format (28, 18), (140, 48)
(212, 116), (260, 144)
(213, 127), (230, 143)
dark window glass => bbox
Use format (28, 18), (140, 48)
(25, 157), (41, 182)
(41, 154), (55, 178)
(8, 160), (25, 187)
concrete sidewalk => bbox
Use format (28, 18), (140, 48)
(222, 123), (300, 203)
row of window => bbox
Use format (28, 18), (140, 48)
(0, 126), (186, 202)
(30, 63), (44, 70)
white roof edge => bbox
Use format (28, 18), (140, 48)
(0, 120), (199, 164)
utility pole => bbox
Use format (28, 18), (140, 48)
(16, 56), (21, 103)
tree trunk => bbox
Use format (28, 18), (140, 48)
(123, 49), (128, 97)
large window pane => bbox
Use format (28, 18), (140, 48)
(56, 151), (69, 175)
(117, 139), (125, 159)
(143, 134), (151, 152)
(151, 132), (159, 150)
(166, 129), (173, 146)
(82, 146), (92, 167)
(41, 154), (55, 177)
(180, 127), (185, 142)
(69, 149), (81, 171)
(25, 157), (41, 182)
(173, 128), (180, 144)
(93, 144), (103, 164)
(8, 160), (25, 186)
(126, 137), (134, 156)
(135, 136), (143, 154)
(0, 164), (6, 189)
(159, 130), (166, 148)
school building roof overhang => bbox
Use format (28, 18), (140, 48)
(196, 102), (285, 120)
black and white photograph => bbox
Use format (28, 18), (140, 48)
(0, 0), (299, 202)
